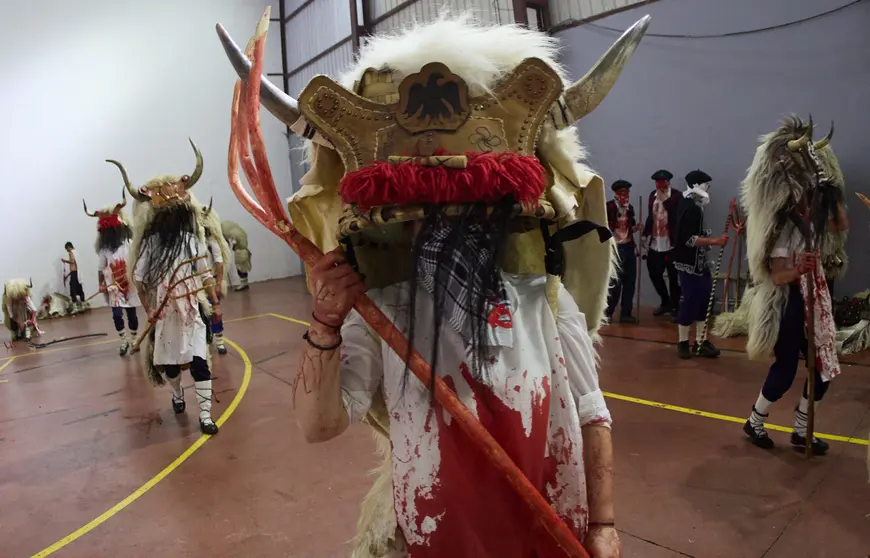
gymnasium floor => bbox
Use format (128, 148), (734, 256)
(2, 277), (868, 558)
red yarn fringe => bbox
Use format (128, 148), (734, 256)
(340, 152), (546, 211)
(97, 215), (122, 231)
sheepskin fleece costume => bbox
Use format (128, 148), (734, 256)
(221, 220), (252, 273)
(3, 279), (32, 338)
(128, 193), (226, 385)
(283, 15), (617, 558)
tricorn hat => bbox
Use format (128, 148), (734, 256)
(685, 169), (712, 186)
(611, 179), (632, 192)
(651, 169), (673, 181)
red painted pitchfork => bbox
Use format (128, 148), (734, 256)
(223, 9), (590, 558)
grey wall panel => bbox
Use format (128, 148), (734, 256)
(556, 0), (870, 300)
(550, 0), (647, 27)
(371, 0), (513, 32)
(287, 38), (353, 95)
(284, 0), (351, 71)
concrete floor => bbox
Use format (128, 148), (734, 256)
(1, 277), (868, 558)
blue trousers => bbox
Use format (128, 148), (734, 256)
(761, 284), (829, 402)
(607, 243), (636, 316)
(111, 307), (139, 332)
(677, 270), (712, 326)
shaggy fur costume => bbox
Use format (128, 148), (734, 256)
(221, 220), (252, 273)
(129, 189), (223, 385)
(284, 14), (618, 557)
(197, 204), (232, 296)
(3, 279), (33, 340)
(715, 124), (851, 353)
(92, 208), (132, 254)
(739, 115), (840, 360)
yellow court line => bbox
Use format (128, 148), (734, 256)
(30, 337), (253, 558)
(0, 356), (14, 373)
(603, 391), (869, 446)
(0, 379), (8, 383)
(269, 312), (868, 447)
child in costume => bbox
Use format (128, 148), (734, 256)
(672, 170), (728, 359)
(110, 140), (223, 435)
(219, 11), (652, 556)
(84, 190), (141, 356)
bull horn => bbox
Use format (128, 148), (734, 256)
(106, 159), (147, 202)
(204, 196), (213, 216)
(185, 138), (204, 190)
(83, 199), (98, 217)
(562, 15), (651, 122)
(216, 22), (301, 127)
(814, 121), (834, 150)
(29, 278), (33, 288)
(113, 187), (127, 214)
(788, 114), (813, 151)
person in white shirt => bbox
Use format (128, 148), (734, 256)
(111, 141), (222, 435)
(641, 169), (682, 318)
(740, 115), (848, 456)
(84, 193), (141, 356)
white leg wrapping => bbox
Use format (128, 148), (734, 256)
(194, 380), (214, 422)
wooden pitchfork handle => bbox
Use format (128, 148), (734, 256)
(635, 194), (643, 323)
(224, 10), (590, 558)
(698, 198), (735, 346)
(130, 256), (208, 355)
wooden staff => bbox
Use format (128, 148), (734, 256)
(223, 10), (590, 558)
(802, 202), (818, 459)
(635, 194), (644, 323)
(130, 256), (209, 355)
(698, 198), (735, 347)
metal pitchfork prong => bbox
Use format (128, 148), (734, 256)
(219, 8), (591, 558)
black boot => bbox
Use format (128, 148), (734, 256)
(619, 314), (638, 324)
(744, 420), (774, 449)
(790, 432), (829, 455)
(694, 340), (721, 358)
(172, 395), (186, 414)
(653, 305), (670, 317)
(199, 418), (219, 435)
(677, 341), (692, 359)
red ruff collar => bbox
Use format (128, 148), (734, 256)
(97, 215), (123, 231)
(340, 152), (546, 211)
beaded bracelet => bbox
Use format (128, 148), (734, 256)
(303, 331), (342, 351)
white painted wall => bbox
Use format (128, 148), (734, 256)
(0, 0), (300, 307)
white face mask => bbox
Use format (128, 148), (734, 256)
(685, 183), (710, 205)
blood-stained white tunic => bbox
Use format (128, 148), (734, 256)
(133, 233), (213, 366)
(339, 273), (611, 557)
(98, 241), (140, 308)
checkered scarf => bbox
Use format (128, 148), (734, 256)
(417, 218), (512, 348)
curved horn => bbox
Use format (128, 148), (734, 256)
(202, 196), (214, 217)
(788, 114), (813, 151)
(29, 278), (33, 288)
(185, 138), (204, 190)
(106, 159), (147, 202)
(814, 121), (834, 150)
(83, 199), (98, 217)
(216, 22), (301, 127)
(562, 15), (651, 122)
(113, 187), (127, 214)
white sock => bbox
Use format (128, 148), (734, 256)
(793, 396), (818, 438)
(195, 380), (214, 422)
(749, 392), (774, 425)
(118, 328), (127, 341)
(167, 375), (184, 400)
(678, 325), (690, 343)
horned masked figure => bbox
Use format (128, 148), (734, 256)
(221, 220), (252, 291)
(198, 204), (231, 355)
(740, 116), (848, 456)
(3, 278), (41, 343)
(84, 189), (141, 356)
(113, 140), (223, 435)
(220, 11), (651, 557)
(713, 124), (853, 340)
